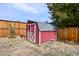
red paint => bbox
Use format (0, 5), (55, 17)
(27, 22), (56, 44)
(36, 23), (39, 44)
(40, 31), (56, 44)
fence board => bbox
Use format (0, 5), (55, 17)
(57, 27), (79, 43)
(15, 29), (20, 36)
(20, 23), (26, 29)
(0, 20), (27, 37)
(15, 22), (20, 29)
(20, 29), (26, 37)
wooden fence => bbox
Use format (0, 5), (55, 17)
(0, 20), (27, 37)
(57, 27), (79, 43)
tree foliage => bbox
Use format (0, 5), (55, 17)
(47, 3), (79, 28)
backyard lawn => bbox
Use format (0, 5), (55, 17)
(0, 36), (79, 56)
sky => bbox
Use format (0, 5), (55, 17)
(0, 3), (51, 22)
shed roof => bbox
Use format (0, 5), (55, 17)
(37, 22), (55, 31)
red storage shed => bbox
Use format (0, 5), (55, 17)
(27, 21), (57, 45)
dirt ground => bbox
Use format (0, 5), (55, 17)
(0, 36), (79, 56)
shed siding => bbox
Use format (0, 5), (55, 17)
(27, 21), (56, 44)
(36, 24), (39, 44)
(40, 31), (56, 44)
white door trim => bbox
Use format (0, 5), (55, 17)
(28, 23), (36, 42)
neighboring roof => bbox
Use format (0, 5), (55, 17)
(37, 22), (55, 31)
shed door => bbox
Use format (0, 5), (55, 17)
(28, 24), (36, 42)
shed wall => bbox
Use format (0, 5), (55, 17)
(40, 31), (56, 44)
(36, 23), (39, 44)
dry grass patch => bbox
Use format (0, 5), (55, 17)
(0, 37), (79, 56)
